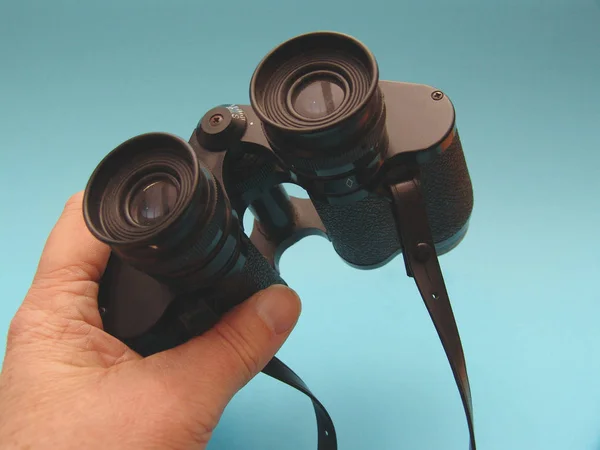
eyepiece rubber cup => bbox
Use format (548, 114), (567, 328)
(83, 133), (237, 286)
(249, 31), (387, 179)
(250, 31), (379, 133)
(83, 133), (204, 247)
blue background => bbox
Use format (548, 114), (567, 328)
(1, 1), (600, 449)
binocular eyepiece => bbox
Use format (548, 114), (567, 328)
(83, 133), (240, 290)
(250, 32), (387, 179)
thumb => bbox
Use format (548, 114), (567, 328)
(145, 284), (301, 420)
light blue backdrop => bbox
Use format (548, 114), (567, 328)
(1, 1), (599, 449)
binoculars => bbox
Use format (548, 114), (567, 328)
(83, 31), (476, 450)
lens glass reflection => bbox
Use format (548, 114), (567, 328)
(292, 79), (345, 119)
(129, 179), (178, 226)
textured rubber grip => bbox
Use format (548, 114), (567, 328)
(234, 237), (286, 297)
(309, 132), (473, 267)
(419, 132), (474, 245)
(207, 236), (286, 314)
(311, 194), (402, 267)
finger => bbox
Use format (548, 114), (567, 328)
(24, 191), (110, 326)
(145, 284), (301, 425)
(34, 191), (110, 282)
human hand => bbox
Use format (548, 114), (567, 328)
(0, 192), (302, 449)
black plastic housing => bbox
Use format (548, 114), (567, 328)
(89, 79), (473, 354)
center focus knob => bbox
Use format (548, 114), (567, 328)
(196, 105), (248, 151)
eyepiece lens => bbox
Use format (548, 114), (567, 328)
(291, 78), (345, 120)
(129, 178), (179, 226)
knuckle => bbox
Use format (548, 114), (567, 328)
(212, 321), (263, 381)
(139, 377), (216, 447)
(176, 417), (213, 448)
(34, 261), (102, 289)
(6, 311), (30, 345)
(6, 303), (48, 344)
(24, 284), (99, 324)
(7, 302), (92, 348)
(166, 399), (216, 446)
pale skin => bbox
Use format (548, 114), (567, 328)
(0, 192), (302, 449)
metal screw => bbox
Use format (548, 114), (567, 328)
(431, 91), (444, 100)
(414, 242), (432, 263)
(209, 114), (224, 126)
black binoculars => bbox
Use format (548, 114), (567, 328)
(83, 31), (476, 450)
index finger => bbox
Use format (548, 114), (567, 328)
(35, 191), (110, 283)
(25, 192), (110, 322)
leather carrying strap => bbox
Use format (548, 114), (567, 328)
(255, 176), (476, 450)
(262, 358), (337, 449)
(390, 178), (476, 450)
